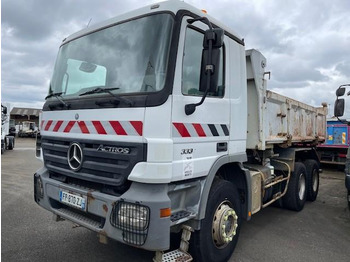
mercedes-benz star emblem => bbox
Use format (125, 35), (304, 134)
(67, 143), (83, 171)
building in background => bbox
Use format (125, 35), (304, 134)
(10, 108), (42, 136)
(10, 107), (41, 125)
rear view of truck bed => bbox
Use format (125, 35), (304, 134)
(246, 49), (327, 150)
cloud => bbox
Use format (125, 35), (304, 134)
(1, 0), (350, 119)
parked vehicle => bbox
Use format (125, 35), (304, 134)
(34, 2), (327, 261)
(334, 84), (350, 209)
(18, 121), (37, 137)
(1, 103), (15, 154)
(317, 119), (349, 165)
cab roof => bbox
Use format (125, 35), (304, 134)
(63, 0), (243, 45)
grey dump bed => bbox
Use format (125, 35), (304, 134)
(246, 49), (327, 150)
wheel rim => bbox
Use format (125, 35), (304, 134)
(298, 173), (306, 200)
(312, 169), (319, 192)
(212, 200), (238, 249)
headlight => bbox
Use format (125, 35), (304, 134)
(111, 201), (150, 231)
(110, 201), (150, 246)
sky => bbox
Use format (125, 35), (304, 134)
(1, 0), (350, 117)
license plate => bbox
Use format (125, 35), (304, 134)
(59, 190), (87, 211)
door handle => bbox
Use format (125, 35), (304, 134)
(217, 142), (227, 152)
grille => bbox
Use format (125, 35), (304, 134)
(42, 137), (146, 188)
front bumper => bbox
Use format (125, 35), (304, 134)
(34, 167), (171, 251)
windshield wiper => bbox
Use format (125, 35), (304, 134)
(45, 92), (70, 108)
(79, 87), (134, 106)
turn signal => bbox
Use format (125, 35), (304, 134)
(160, 208), (171, 218)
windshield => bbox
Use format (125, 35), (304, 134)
(49, 14), (174, 100)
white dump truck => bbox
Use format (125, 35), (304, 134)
(34, 2), (327, 261)
(1, 103), (15, 154)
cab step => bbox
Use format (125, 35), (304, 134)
(153, 225), (193, 262)
(170, 210), (196, 226)
(154, 250), (192, 262)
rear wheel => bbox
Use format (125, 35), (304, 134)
(7, 137), (14, 150)
(190, 179), (242, 262)
(304, 159), (319, 202)
(283, 162), (307, 211)
(347, 190), (350, 210)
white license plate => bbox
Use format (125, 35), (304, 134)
(59, 190), (87, 211)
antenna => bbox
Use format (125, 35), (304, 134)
(87, 18), (92, 28)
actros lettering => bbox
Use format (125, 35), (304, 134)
(97, 145), (130, 154)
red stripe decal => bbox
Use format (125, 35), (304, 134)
(44, 120), (53, 131)
(173, 123), (191, 137)
(53, 121), (63, 132)
(109, 121), (127, 135)
(63, 121), (76, 133)
(41, 120), (44, 129)
(130, 121), (143, 136)
(78, 121), (90, 134)
(192, 123), (206, 137)
(92, 121), (107, 135)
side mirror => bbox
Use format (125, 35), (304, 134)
(199, 28), (224, 93)
(336, 87), (346, 97)
(334, 98), (345, 117)
(2, 106), (7, 115)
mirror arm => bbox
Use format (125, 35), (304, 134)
(187, 17), (213, 30)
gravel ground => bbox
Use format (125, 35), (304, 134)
(2, 138), (350, 262)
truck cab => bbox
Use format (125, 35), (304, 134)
(334, 84), (350, 209)
(1, 103), (15, 154)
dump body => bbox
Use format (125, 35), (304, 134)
(246, 50), (327, 150)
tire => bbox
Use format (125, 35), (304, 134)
(282, 162), (307, 211)
(7, 137), (14, 150)
(2, 139), (7, 154)
(347, 190), (350, 210)
(304, 159), (319, 202)
(190, 179), (242, 262)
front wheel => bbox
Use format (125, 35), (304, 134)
(190, 179), (242, 262)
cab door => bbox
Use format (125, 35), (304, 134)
(171, 16), (230, 182)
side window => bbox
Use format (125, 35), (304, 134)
(63, 59), (107, 95)
(182, 27), (224, 97)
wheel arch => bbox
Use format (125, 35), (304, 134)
(197, 154), (252, 222)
